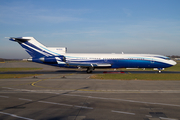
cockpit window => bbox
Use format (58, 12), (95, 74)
(165, 57), (171, 60)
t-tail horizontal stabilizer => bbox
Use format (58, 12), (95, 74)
(9, 37), (30, 43)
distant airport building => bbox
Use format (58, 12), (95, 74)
(175, 58), (180, 60)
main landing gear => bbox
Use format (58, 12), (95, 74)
(86, 67), (94, 73)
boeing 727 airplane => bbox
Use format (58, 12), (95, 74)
(9, 37), (176, 73)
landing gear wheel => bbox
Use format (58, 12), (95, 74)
(86, 70), (92, 73)
(86, 67), (94, 73)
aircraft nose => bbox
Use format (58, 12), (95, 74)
(170, 60), (177, 66)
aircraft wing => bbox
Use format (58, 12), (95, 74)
(66, 62), (112, 68)
(55, 57), (112, 68)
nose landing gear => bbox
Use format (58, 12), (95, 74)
(158, 68), (164, 73)
(153, 68), (164, 73)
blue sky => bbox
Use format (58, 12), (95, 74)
(0, 0), (180, 59)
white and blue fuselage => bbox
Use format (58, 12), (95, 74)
(62, 53), (175, 68)
(9, 37), (176, 73)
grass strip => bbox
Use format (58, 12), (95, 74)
(91, 74), (180, 80)
(0, 74), (40, 79)
(0, 68), (42, 72)
(164, 63), (180, 71)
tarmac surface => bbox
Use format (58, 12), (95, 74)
(0, 61), (180, 120)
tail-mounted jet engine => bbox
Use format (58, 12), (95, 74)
(39, 56), (66, 64)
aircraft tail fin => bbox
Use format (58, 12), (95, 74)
(9, 37), (65, 58)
